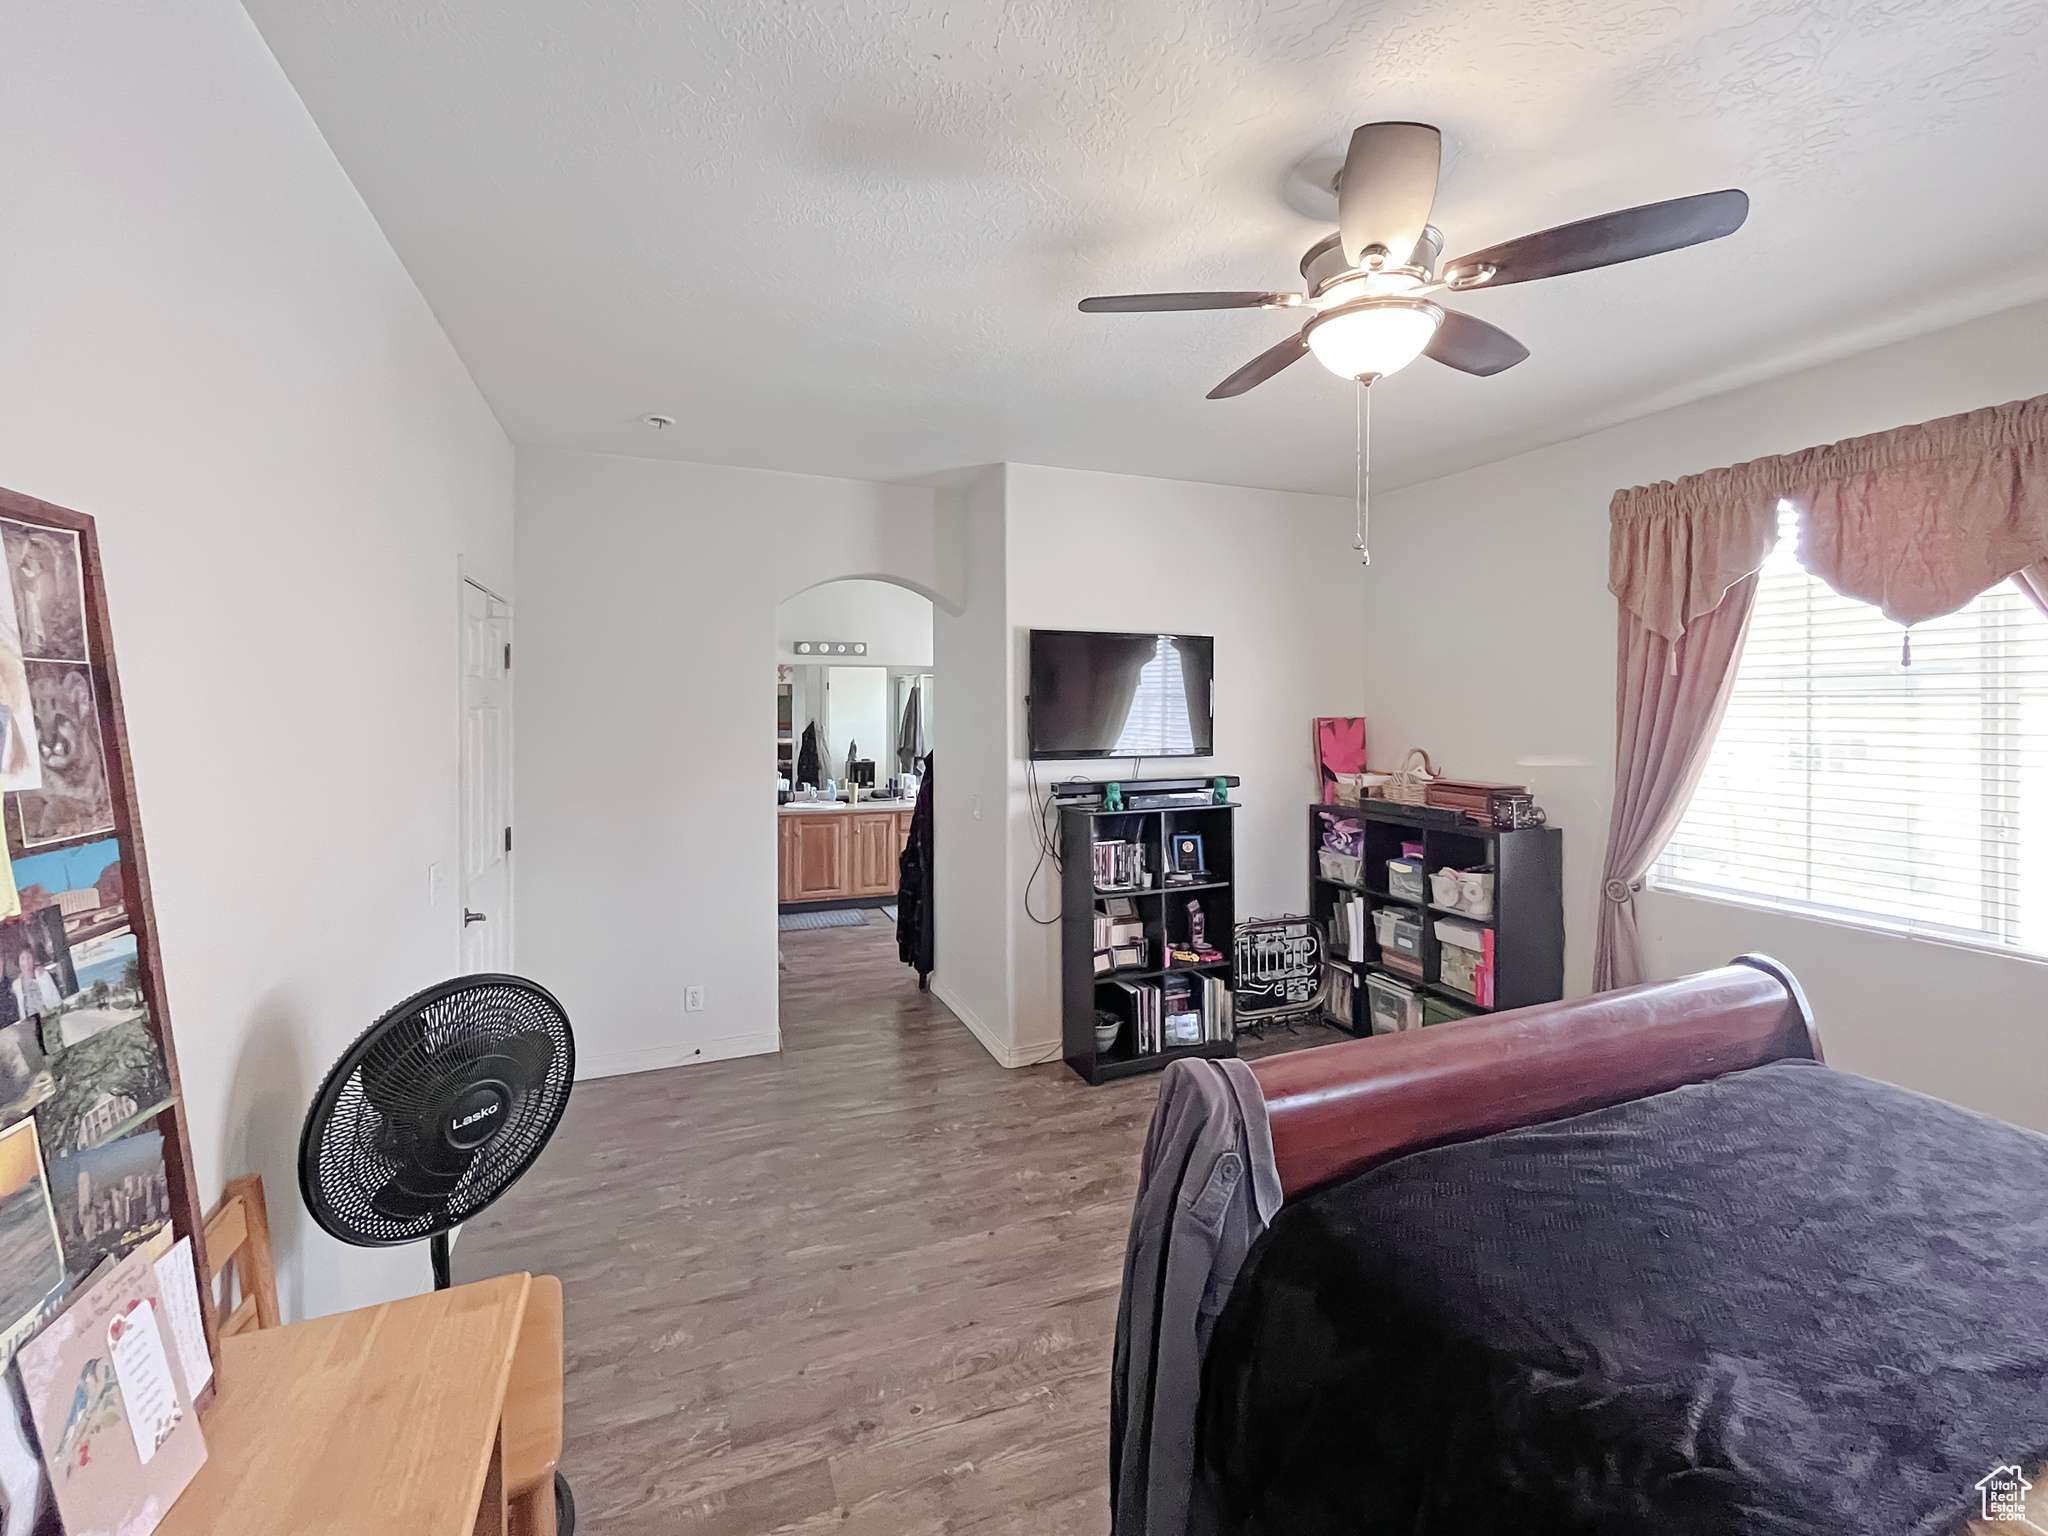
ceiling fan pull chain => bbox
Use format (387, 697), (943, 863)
(1353, 378), (1372, 565)
(1351, 378), (1368, 565)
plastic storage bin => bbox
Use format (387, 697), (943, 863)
(1433, 916), (1493, 1005)
(1318, 847), (1363, 887)
(1379, 911), (1424, 978)
(1365, 972), (1423, 1034)
(1386, 858), (1425, 901)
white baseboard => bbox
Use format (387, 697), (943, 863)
(928, 979), (1062, 1069)
(575, 1029), (780, 1081)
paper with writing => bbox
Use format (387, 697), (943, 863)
(107, 1298), (182, 1465)
(152, 1237), (213, 1394)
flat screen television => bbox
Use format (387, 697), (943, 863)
(1028, 629), (1215, 759)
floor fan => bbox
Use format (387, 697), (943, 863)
(299, 973), (578, 1531)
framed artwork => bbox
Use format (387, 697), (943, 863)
(0, 487), (213, 1404)
(1313, 716), (1370, 799)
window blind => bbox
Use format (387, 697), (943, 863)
(1655, 503), (2048, 955)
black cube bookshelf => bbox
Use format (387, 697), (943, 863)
(1308, 800), (1563, 1033)
(1061, 801), (1239, 1085)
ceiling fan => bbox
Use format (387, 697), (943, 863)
(1078, 122), (1748, 399)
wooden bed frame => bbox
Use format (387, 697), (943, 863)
(1249, 955), (1823, 1198)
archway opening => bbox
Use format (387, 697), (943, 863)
(772, 579), (937, 1049)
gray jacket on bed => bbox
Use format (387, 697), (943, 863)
(1110, 1057), (1282, 1536)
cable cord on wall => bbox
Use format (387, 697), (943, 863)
(1021, 754), (1151, 926)
(1022, 755), (1064, 925)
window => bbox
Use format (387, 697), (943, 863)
(1655, 502), (2048, 955)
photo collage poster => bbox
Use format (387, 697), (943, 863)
(0, 517), (173, 1352)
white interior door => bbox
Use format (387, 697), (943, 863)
(461, 580), (513, 973)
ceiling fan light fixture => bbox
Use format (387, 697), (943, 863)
(1305, 299), (1443, 382)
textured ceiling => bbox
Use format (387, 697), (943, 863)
(244, 0), (2048, 494)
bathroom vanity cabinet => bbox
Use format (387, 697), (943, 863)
(777, 804), (914, 905)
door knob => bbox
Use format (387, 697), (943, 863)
(464, 909), (488, 925)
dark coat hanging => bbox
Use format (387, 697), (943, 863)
(897, 755), (936, 986)
(794, 721), (823, 788)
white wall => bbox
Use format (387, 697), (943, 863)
(776, 579), (933, 666)
(0, 1), (514, 1319)
(515, 449), (961, 1079)
(929, 470), (1013, 1054)
(947, 465), (1369, 1065)
(1365, 297), (2048, 1132)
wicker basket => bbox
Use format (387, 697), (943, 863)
(1375, 748), (1437, 806)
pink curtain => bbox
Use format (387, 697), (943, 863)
(1612, 396), (2048, 637)
(1596, 392), (2048, 991)
(1793, 397), (2048, 625)
(1594, 576), (1759, 991)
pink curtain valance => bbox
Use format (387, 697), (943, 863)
(1610, 393), (2048, 642)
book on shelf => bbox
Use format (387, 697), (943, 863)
(1326, 893), (1366, 964)
(1111, 977), (1165, 1053)
(1323, 962), (1355, 1029)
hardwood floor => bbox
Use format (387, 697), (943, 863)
(455, 917), (1346, 1534)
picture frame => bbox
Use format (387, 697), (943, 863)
(1170, 832), (1205, 874)
(0, 486), (213, 1404)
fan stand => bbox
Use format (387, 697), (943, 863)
(430, 1230), (453, 1291)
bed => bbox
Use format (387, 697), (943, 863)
(1191, 956), (2048, 1536)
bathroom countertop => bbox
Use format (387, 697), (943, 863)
(778, 799), (917, 813)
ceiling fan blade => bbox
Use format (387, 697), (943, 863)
(1443, 188), (1749, 289)
(1207, 332), (1310, 399)
(1424, 309), (1530, 377)
(1078, 291), (1297, 313)
(1337, 122), (1441, 269)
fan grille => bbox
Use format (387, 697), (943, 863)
(300, 974), (575, 1247)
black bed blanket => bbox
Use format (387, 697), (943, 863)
(1193, 1060), (2048, 1536)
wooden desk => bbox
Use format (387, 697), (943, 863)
(159, 1273), (532, 1536)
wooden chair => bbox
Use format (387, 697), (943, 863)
(203, 1174), (281, 1336)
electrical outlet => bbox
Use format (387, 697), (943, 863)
(428, 863), (444, 907)
(685, 986), (705, 1012)
(972, 795), (983, 820)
